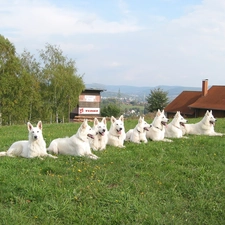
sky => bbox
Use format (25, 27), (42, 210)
(1, 0), (225, 88)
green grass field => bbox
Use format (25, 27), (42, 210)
(0, 118), (225, 225)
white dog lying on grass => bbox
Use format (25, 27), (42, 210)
(146, 109), (172, 142)
(0, 121), (57, 159)
(182, 110), (223, 136)
(107, 115), (126, 148)
(89, 117), (108, 151)
(165, 111), (188, 138)
(125, 116), (151, 143)
(48, 119), (99, 160)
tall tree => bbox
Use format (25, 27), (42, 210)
(19, 50), (42, 121)
(145, 87), (169, 113)
(39, 43), (85, 122)
(0, 35), (23, 124)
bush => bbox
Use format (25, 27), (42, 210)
(101, 104), (121, 117)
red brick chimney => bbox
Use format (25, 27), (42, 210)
(202, 79), (208, 96)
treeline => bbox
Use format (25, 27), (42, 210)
(0, 35), (85, 125)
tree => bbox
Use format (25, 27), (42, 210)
(0, 35), (23, 124)
(145, 87), (169, 113)
(0, 36), (85, 124)
(19, 50), (42, 121)
(39, 43), (85, 122)
(101, 104), (120, 117)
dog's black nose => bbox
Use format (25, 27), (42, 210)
(119, 128), (122, 131)
(103, 129), (105, 132)
(34, 136), (37, 139)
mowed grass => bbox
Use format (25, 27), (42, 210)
(0, 118), (225, 225)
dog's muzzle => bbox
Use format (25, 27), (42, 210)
(180, 122), (185, 127)
(117, 128), (122, 134)
(87, 134), (94, 139)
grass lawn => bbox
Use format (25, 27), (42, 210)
(0, 118), (225, 225)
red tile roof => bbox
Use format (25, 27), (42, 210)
(189, 86), (225, 110)
(164, 91), (202, 115)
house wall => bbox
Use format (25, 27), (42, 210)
(166, 112), (195, 118)
(194, 109), (225, 118)
(71, 90), (103, 118)
(78, 92), (101, 116)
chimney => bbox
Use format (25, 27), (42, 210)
(202, 79), (208, 96)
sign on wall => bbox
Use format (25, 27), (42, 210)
(79, 95), (100, 102)
(79, 107), (100, 114)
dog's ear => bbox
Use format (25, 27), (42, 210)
(27, 122), (33, 131)
(94, 118), (98, 125)
(111, 116), (116, 123)
(119, 115), (124, 122)
(82, 119), (88, 129)
(138, 116), (142, 123)
(156, 110), (161, 116)
(102, 117), (106, 124)
(37, 121), (42, 130)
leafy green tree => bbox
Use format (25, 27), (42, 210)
(101, 104), (120, 117)
(0, 36), (85, 124)
(19, 50), (43, 121)
(145, 87), (169, 113)
(0, 35), (23, 124)
(39, 43), (85, 122)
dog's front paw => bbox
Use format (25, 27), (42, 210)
(118, 145), (126, 148)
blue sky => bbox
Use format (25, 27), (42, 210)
(1, 0), (225, 87)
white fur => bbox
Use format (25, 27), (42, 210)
(125, 116), (151, 143)
(182, 110), (223, 136)
(165, 111), (188, 138)
(146, 109), (172, 142)
(89, 117), (108, 151)
(0, 121), (57, 159)
(107, 115), (126, 148)
(47, 119), (98, 160)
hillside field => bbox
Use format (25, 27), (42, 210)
(0, 118), (225, 225)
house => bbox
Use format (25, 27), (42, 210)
(164, 79), (225, 118)
(70, 88), (106, 121)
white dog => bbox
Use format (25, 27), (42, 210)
(165, 111), (188, 138)
(107, 115), (126, 148)
(146, 109), (172, 142)
(0, 121), (57, 159)
(182, 110), (223, 136)
(89, 117), (108, 151)
(47, 119), (98, 160)
(125, 116), (151, 143)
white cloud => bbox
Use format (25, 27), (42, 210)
(0, 0), (143, 38)
(1, 0), (225, 87)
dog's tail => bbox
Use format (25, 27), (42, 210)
(0, 152), (7, 157)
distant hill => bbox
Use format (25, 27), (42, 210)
(85, 83), (202, 101)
